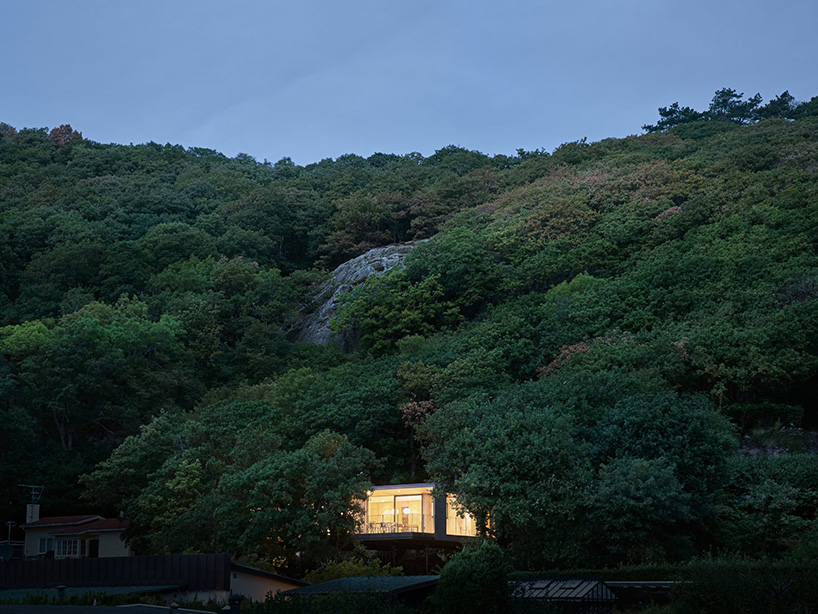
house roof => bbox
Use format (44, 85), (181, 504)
(229, 562), (307, 587)
(284, 575), (439, 596)
(21, 515), (102, 529)
(53, 518), (129, 535)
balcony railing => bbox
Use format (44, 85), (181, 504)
(358, 520), (428, 534)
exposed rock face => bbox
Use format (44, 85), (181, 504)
(292, 242), (424, 347)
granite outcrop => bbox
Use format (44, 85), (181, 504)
(291, 241), (423, 348)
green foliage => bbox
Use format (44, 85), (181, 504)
(212, 430), (376, 568)
(669, 557), (818, 614)
(334, 269), (460, 355)
(431, 540), (509, 614)
(404, 226), (507, 316)
(590, 458), (694, 563)
(419, 383), (593, 567)
(83, 400), (377, 570)
(642, 103), (705, 133)
(2, 298), (195, 463)
(594, 394), (737, 511)
(3, 102), (818, 570)
(715, 454), (818, 557)
(586, 393), (735, 562)
(643, 87), (813, 132)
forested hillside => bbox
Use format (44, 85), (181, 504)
(2, 89), (818, 572)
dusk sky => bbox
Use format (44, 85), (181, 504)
(3, 0), (817, 165)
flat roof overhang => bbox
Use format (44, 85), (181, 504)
(357, 532), (473, 548)
(369, 483), (434, 491)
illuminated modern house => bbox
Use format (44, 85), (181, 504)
(356, 483), (479, 549)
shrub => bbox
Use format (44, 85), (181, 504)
(430, 540), (508, 614)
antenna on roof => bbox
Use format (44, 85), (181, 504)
(18, 484), (44, 503)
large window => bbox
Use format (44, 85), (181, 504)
(446, 496), (478, 537)
(395, 495), (423, 531)
(362, 486), (434, 534)
(38, 537), (54, 554)
(56, 538), (85, 557)
(366, 494), (395, 531)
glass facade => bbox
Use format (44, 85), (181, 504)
(358, 484), (478, 537)
(362, 486), (434, 533)
(445, 496), (477, 536)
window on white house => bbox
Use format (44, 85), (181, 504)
(38, 537), (54, 554)
(56, 538), (85, 557)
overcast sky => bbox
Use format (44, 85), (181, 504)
(3, 0), (817, 165)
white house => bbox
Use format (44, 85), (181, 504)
(21, 505), (130, 559)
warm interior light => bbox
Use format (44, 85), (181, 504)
(402, 507), (411, 514)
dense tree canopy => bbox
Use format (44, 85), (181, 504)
(2, 92), (818, 572)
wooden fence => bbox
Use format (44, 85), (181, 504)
(0, 553), (230, 590)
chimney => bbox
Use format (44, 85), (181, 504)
(26, 504), (40, 523)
